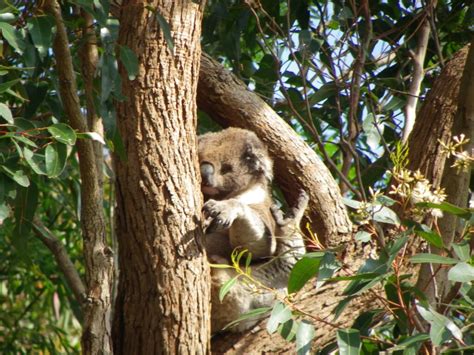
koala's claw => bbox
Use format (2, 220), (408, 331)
(203, 199), (238, 232)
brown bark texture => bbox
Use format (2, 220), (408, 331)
(113, 1), (210, 354)
(415, 43), (473, 305)
(45, 0), (114, 353)
(406, 46), (470, 187)
(197, 53), (352, 248)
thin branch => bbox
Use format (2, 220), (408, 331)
(402, 1), (437, 142)
(44, 0), (113, 353)
(33, 218), (86, 306)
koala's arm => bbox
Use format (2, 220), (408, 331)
(203, 199), (275, 259)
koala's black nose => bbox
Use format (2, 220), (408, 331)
(200, 162), (215, 186)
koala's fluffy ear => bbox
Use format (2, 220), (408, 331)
(243, 142), (273, 181)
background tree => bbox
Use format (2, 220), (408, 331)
(0, 0), (472, 354)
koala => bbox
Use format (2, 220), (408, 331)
(210, 191), (309, 333)
(198, 127), (276, 261)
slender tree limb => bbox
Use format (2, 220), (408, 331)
(79, 9), (104, 194)
(197, 53), (352, 246)
(402, 1), (437, 142)
(33, 219), (86, 308)
(44, 1), (114, 353)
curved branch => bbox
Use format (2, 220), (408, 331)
(197, 53), (352, 246)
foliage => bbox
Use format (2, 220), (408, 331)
(0, 0), (472, 353)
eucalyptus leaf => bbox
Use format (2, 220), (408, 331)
(448, 262), (474, 283)
(0, 103), (13, 123)
(155, 11), (174, 51)
(120, 45), (139, 80)
(409, 254), (459, 265)
(26, 16), (54, 60)
(288, 253), (323, 293)
(337, 329), (361, 355)
(267, 301), (292, 334)
(218, 276), (238, 302)
(0, 22), (25, 54)
(296, 320), (315, 355)
(45, 142), (68, 178)
(47, 123), (77, 145)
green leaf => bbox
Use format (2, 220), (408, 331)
(23, 147), (46, 175)
(0, 103), (13, 123)
(337, 329), (361, 355)
(452, 241), (470, 262)
(222, 307), (271, 330)
(45, 142), (68, 178)
(77, 132), (106, 145)
(355, 231), (371, 242)
(296, 320), (315, 355)
(267, 301), (292, 334)
(448, 262), (474, 283)
(309, 82), (337, 104)
(416, 201), (472, 220)
(13, 183), (38, 254)
(1, 166), (30, 187)
(47, 123), (76, 145)
(278, 319), (298, 342)
(414, 224), (444, 249)
(155, 11), (174, 51)
(369, 205), (400, 225)
(0, 78), (21, 93)
(409, 254), (459, 265)
(416, 305), (463, 345)
(26, 16), (54, 60)
(288, 253), (323, 293)
(218, 275), (238, 301)
(389, 333), (430, 351)
(0, 22), (25, 54)
(120, 45), (139, 80)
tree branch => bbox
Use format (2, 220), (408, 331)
(402, 1), (437, 142)
(197, 53), (352, 246)
(33, 219), (86, 308)
(44, 1), (114, 353)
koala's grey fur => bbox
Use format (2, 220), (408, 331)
(210, 191), (309, 333)
(198, 127), (308, 333)
(199, 127), (276, 260)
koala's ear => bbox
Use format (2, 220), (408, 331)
(243, 142), (273, 181)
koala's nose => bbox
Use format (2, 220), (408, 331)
(200, 162), (215, 186)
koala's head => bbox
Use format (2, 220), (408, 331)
(198, 128), (273, 200)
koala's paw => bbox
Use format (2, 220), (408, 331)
(203, 199), (241, 232)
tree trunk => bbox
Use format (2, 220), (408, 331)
(197, 53), (352, 247)
(413, 43), (473, 306)
(113, 1), (209, 353)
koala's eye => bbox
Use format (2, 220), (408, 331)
(220, 163), (233, 174)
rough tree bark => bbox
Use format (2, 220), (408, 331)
(412, 43), (473, 306)
(45, 1), (114, 353)
(197, 53), (352, 247)
(113, 1), (209, 354)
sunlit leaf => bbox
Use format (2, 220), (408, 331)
(267, 301), (292, 334)
(288, 252), (323, 293)
(47, 123), (77, 145)
(296, 320), (315, 355)
(448, 262), (474, 283)
(45, 143), (68, 178)
(0, 103), (13, 123)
